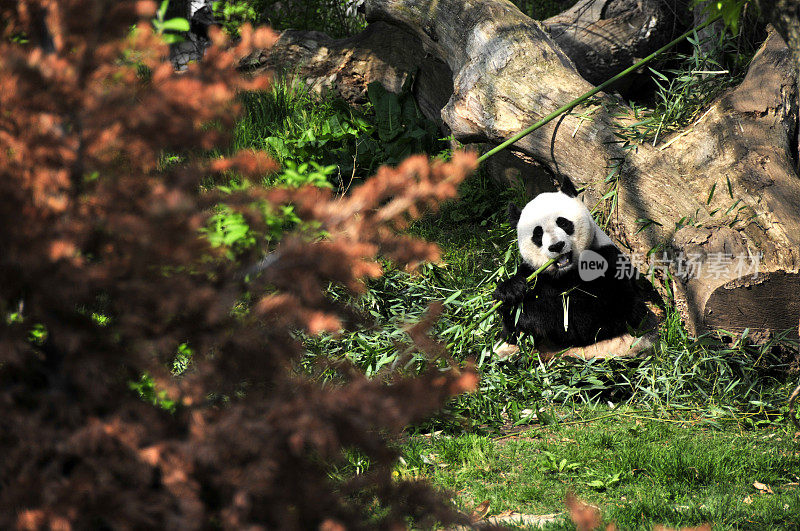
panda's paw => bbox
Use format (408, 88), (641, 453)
(492, 277), (527, 304)
(560, 332), (655, 360)
(493, 341), (520, 360)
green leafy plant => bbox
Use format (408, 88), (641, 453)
(152, 0), (189, 43)
(203, 205), (257, 255)
(200, 200), (302, 259)
(213, 0), (258, 36)
(235, 79), (377, 186)
(268, 160), (336, 188)
(6, 309), (23, 324)
(235, 77), (445, 189)
(27, 323), (48, 345)
(366, 78), (442, 165)
(539, 451), (581, 474)
(172, 342), (194, 375)
(129, 373), (177, 413)
(586, 471), (623, 491)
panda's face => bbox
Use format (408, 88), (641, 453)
(516, 191), (594, 276)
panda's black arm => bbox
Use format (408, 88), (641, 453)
(594, 244), (637, 284)
(514, 282), (572, 340)
(492, 263), (535, 304)
(556, 248), (640, 345)
(515, 267), (639, 346)
(512, 281), (624, 346)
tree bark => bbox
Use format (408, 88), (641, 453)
(243, 22), (453, 126)
(544, 0), (689, 85)
(248, 0), (686, 120)
(362, 0), (800, 339)
(757, 0), (800, 74)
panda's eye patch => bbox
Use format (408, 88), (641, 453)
(531, 226), (543, 247)
(556, 217), (574, 235)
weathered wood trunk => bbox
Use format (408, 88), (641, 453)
(242, 22), (453, 125)
(363, 0), (800, 339)
(544, 0), (688, 85)
(249, 0), (684, 119)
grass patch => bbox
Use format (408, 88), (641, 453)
(300, 166), (523, 379)
(232, 78), (377, 188)
(612, 33), (749, 148)
(398, 412), (800, 529)
(233, 77), (447, 190)
(303, 161), (797, 435)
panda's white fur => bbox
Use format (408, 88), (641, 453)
(516, 190), (614, 276)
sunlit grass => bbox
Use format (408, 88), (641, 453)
(397, 413), (800, 529)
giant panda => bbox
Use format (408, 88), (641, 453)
(493, 180), (651, 354)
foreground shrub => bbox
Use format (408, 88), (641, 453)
(0, 1), (477, 528)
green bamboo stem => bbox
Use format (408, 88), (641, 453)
(447, 257), (556, 349)
(477, 13), (722, 163)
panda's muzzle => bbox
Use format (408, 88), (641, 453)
(555, 253), (573, 268)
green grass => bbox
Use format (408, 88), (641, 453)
(300, 166), (523, 378)
(232, 77), (447, 190)
(611, 31), (749, 148)
(232, 78), (378, 188)
(397, 413), (800, 529)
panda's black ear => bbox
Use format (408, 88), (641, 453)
(507, 203), (522, 226)
(560, 179), (580, 198)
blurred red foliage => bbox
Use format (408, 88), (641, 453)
(0, 1), (478, 528)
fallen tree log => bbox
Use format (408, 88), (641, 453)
(544, 0), (689, 85)
(250, 0), (694, 209)
(363, 0), (800, 339)
(243, 22), (453, 126)
(249, 0), (685, 120)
